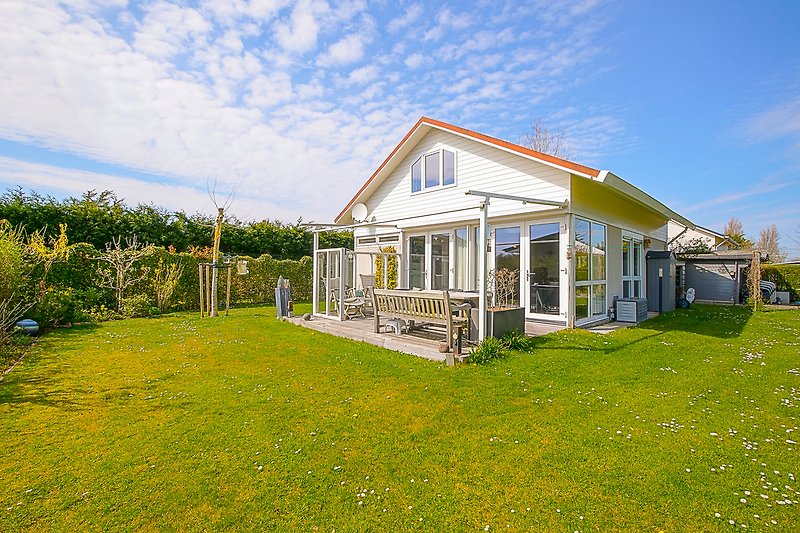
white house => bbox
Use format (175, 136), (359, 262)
(668, 221), (732, 252)
(324, 117), (695, 331)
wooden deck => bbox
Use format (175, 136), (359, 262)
(287, 313), (658, 363)
(287, 314), (565, 363)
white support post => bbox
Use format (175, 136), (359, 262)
(312, 232), (319, 316)
(478, 199), (489, 341)
(338, 249), (345, 321)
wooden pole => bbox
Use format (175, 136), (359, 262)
(198, 263), (205, 317)
(225, 265), (232, 316)
(205, 264), (212, 316)
(211, 207), (224, 317)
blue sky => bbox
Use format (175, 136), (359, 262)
(0, 0), (798, 257)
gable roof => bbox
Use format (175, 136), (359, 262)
(335, 116), (694, 228)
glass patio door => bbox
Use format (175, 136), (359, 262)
(407, 233), (451, 290)
(430, 233), (449, 290)
(526, 222), (561, 318)
(408, 235), (426, 289)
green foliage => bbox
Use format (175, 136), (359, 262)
(0, 221), (28, 304)
(3, 305), (800, 530)
(0, 188), (353, 260)
(468, 336), (507, 364)
(374, 246), (398, 289)
(120, 294), (152, 318)
(672, 237), (713, 254)
(761, 264), (800, 301)
(29, 287), (88, 326)
(153, 257), (184, 312)
(499, 330), (529, 351)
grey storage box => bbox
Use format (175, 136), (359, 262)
(616, 297), (648, 323)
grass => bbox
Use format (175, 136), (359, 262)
(1, 304), (798, 531)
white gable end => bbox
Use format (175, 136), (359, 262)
(361, 129), (571, 230)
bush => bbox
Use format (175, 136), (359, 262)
(30, 287), (87, 326)
(120, 294), (152, 318)
(762, 265), (800, 302)
(468, 336), (507, 364)
(0, 222), (28, 303)
(500, 330), (529, 351)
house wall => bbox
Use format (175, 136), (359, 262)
(361, 129), (571, 231)
(571, 177), (669, 242)
(667, 221), (728, 251)
(606, 225), (623, 306)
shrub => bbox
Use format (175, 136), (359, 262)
(30, 287), (87, 326)
(120, 294), (152, 318)
(468, 336), (507, 365)
(761, 265), (800, 301)
(0, 221), (28, 303)
(500, 330), (529, 351)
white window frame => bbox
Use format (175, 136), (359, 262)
(574, 217), (607, 322)
(622, 235), (644, 298)
(410, 149), (456, 194)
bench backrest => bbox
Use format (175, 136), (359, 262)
(372, 289), (452, 323)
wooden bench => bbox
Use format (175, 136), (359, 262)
(372, 289), (470, 354)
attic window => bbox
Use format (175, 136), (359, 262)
(411, 149), (455, 193)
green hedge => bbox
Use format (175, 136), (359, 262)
(762, 265), (800, 302)
(133, 249), (312, 311)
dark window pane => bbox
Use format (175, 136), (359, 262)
(591, 222), (605, 281)
(591, 284), (606, 316)
(622, 240), (630, 277)
(443, 150), (455, 185)
(411, 158), (421, 193)
(425, 152), (440, 188)
(575, 285), (589, 319)
(531, 222), (559, 242)
(575, 219), (590, 282)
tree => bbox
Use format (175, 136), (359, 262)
(520, 117), (574, 159)
(27, 223), (70, 301)
(671, 237), (712, 255)
(723, 217), (753, 250)
(97, 236), (153, 312)
(756, 224), (785, 263)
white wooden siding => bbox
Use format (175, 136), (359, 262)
(363, 130), (571, 230)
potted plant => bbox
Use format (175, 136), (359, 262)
(482, 268), (525, 338)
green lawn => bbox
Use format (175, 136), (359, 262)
(1, 304), (798, 531)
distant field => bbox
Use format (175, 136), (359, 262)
(1, 304), (798, 531)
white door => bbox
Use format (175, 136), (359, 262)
(406, 232), (451, 290)
(524, 221), (567, 322)
(491, 225), (522, 307)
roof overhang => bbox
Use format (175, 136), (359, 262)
(591, 170), (695, 229)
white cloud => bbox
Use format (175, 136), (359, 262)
(0, 0), (614, 224)
(133, 2), (211, 59)
(274, 0), (326, 54)
(682, 178), (794, 213)
(403, 53), (427, 69)
(245, 72), (294, 107)
(317, 33), (366, 66)
(387, 3), (423, 33)
(745, 96), (800, 152)
(346, 65), (380, 85)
